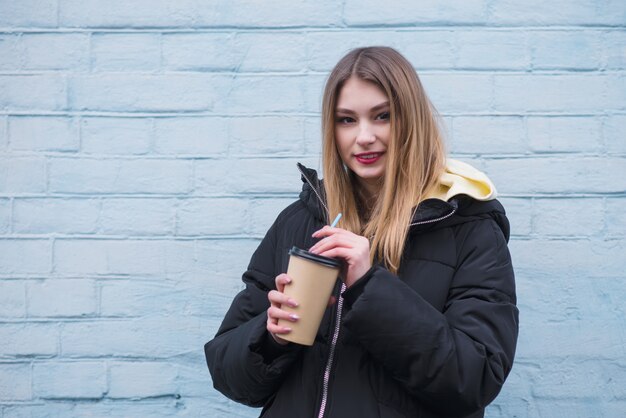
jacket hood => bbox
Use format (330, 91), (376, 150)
(424, 159), (497, 202)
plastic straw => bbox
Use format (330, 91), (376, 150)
(330, 213), (342, 228)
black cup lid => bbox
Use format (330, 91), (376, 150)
(289, 246), (341, 268)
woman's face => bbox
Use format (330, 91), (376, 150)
(334, 76), (391, 195)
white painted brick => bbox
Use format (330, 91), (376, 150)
(0, 281), (25, 317)
(99, 198), (175, 236)
(489, 0), (626, 25)
(0, 239), (50, 274)
(27, 279), (96, 317)
(175, 272), (246, 317)
(528, 116), (602, 153)
(533, 198), (604, 237)
(33, 362), (106, 399)
(195, 239), (260, 279)
(455, 31), (528, 70)
(0, 157), (46, 194)
(177, 198), (248, 236)
(484, 157), (626, 194)
(0, 35), (20, 71)
(91, 34), (160, 71)
(81, 117), (152, 155)
(48, 158), (193, 194)
(605, 30), (626, 70)
(60, 316), (205, 358)
(108, 361), (177, 398)
(230, 32), (307, 72)
(420, 73), (492, 113)
(162, 33), (236, 71)
(497, 197), (531, 236)
(530, 31), (603, 70)
(8, 116), (79, 152)
(604, 115), (626, 154)
(0, 0), (58, 27)
(69, 74), (219, 112)
(606, 198), (626, 237)
(99, 279), (179, 317)
(0, 198), (10, 234)
(0, 116), (6, 150)
(153, 117), (228, 155)
(344, 0), (487, 25)
(249, 197), (298, 237)
(0, 75), (66, 111)
(0, 323), (58, 357)
(21, 33), (89, 71)
(230, 117), (304, 156)
(13, 198), (98, 234)
(194, 157), (318, 195)
(306, 31), (455, 72)
(0, 363), (31, 401)
(531, 361), (620, 400)
(54, 239), (195, 276)
(304, 117), (322, 156)
(1, 404), (76, 418)
(450, 116), (526, 154)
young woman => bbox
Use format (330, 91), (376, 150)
(205, 46), (518, 418)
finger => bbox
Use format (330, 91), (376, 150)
(311, 225), (344, 239)
(268, 306), (300, 322)
(310, 235), (355, 255)
(268, 290), (299, 308)
(274, 273), (292, 292)
(267, 317), (292, 335)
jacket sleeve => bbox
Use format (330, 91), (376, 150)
(341, 218), (519, 417)
(204, 213), (303, 407)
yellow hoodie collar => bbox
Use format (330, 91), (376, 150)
(425, 159), (497, 202)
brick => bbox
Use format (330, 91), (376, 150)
(33, 362), (106, 399)
(497, 197), (531, 236)
(0, 323), (58, 357)
(54, 239), (195, 276)
(69, 74), (218, 112)
(8, 116), (79, 152)
(99, 198), (175, 236)
(0, 116), (6, 150)
(80, 117), (152, 155)
(108, 361), (177, 398)
(484, 157), (626, 194)
(606, 198), (626, 236)
(0, 198), (10, 234)
(229, 117), (304, 156)
(455, 31), (528, 70)
(492, 74), (616, 113)
(306, 31), (455, 72)
(48, 158), (192, 194)
(249, 197), (298, 237)
(60, 0), (341, 28)
(13, 198), (98, 234)
(0, 0), (58, 27)
(91, 34), (160, 71)
(1, 404), (75, 418)
(304, 117), (322, 155)
(344, 0), (487, 25)
(0, 35), (20, 71)
(0, 363), (31, 401)
(229, 32), (307, 72)
(194, 157), (318, 195)
(162, 33), (236, 71)
(533, 198), (604, 237)
(489, 0), (626, 25)
(0, 75), (66, 111)
(420, 73), (492, 113)
(177, 198), (248, 236)
(60, 316), (205, 358)
(0, 240), (50, 274)
(532, 360), (621, 400)
(450, 116), (526, 154)
(606, 30), (626, 70)
(0, 281), (25, 317)
(100, 279), (179, 317)
(604, 115), (626, 154)
(27, 279), (96, 317)
(214, 75), (308, 113)
(153, 117), (228, 155)
(194, 239), (260, 279)
(21, 33), (89, 71)
(530, 31), (603, 70)
(528, 116), (602, 153)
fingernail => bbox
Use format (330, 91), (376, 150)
(288, 299), (298, 307)
(284, 327), (292, 332)
(289, 314), (299, 321)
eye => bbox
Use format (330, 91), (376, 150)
(336, 116), (355, 124)
(376, 111), (390, 121)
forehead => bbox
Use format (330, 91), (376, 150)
(336, 77), (388, 109)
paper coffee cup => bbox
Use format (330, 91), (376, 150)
(277, 246), (341, 346)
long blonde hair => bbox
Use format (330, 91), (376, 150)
(321, 46), (446, 273)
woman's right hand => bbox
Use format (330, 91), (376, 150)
(266, 273), (299, 345)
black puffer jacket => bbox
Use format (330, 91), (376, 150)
(205, 165), (519, 418)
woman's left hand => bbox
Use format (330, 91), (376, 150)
(309, 226), (371, 288)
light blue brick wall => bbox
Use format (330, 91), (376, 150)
(0, 1), (624, 417)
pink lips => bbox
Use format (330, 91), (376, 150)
(354, 152), (384, 165)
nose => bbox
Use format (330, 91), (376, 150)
(355, 123), (376, 146)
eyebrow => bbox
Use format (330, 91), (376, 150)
(335, 101), (390, 115)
